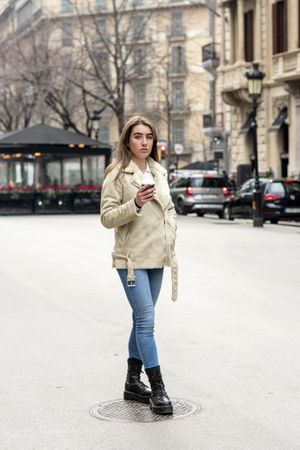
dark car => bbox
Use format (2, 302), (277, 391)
(223, 178), (300, 224)
(170, 174), (232, 217)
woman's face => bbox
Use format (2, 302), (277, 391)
(128, 124), (154, 164)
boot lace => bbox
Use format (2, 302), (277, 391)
(151, 376), (167, 396)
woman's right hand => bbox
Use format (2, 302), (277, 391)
(135, 184), (155, 208)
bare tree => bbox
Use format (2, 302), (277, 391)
(0, 80), (35, 132)
(0, 20), (55, 131)
(71, 0), (155, 135)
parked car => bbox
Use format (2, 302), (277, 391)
(170, 174), (233, 217)
(223, 178), (300, 224)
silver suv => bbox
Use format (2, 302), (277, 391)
(170, 174), (232, 217)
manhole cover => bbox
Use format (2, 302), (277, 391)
(90, 398), (200, 423)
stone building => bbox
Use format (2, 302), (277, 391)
(218, 0), (300, 180)
(0, 0), (219, 167)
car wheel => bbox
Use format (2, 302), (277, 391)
(196, 211), (204, 217)
(270, 218), (278, 224)
(224, 205), (234, 221)
(177, 199), (187, 215)
(217, 211), (224, 219)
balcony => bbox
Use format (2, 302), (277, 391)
(219, 61), (253, 106)
(219, 0), (236, 5)
(272, 50), (300, 83)
(202, 113), (224, 137)
(202, 43), (220, 74)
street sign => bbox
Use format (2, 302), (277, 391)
(174, 143), (184, 155)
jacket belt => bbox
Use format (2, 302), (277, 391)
(171, 254), (178, 302)
(112, 251), (178, 301)
(112, 252), (136, 287)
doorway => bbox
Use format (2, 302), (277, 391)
(280, 123), (289, 177)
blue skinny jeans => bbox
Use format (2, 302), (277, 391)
(117, 268), (164, 369)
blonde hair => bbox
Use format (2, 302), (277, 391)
(104, 116), (159, 179)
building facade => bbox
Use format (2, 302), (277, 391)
(218, 0), (300, 180)
(0, 0), (219, 168)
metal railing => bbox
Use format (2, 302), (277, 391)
(203, 113), (224, 129)
(202, 43), (220, 63)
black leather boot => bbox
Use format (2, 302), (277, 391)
(145, 366), (173, 415)
(123, 358), (151, 404)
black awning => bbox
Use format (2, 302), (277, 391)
(0, 123), (111, 165)
(0, 123), (109, 148)
(268, 107), (288, 132)
(240, 113), (255, 135)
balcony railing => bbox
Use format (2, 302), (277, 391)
(202, 113), (224, 138)
(202, 43), (220, 63)
(202, 43), (220, 74)
(203, 113), (223, 129)
(272, 50), (300, 81)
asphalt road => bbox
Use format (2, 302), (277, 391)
(0, 214), (299, 450)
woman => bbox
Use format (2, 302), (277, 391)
(100, 116), (177, 415)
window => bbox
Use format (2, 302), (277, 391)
(133, 48), (146, 75)
(272, 0), (288, 54)
(268, 182), (285, 196)
(299, 0), (300, 47)
(172, 119), (185, 146)
(244, 10), (254, 62)
(284, 181), (300, 193)
(62, 22), (72, 46)
(97, 51), (110, 78)
(16, 0), (33, 31)
(47, 161), (61, 185)
(171, 11), (183, 37)
(99, 126), (110, 144)
(95, 0), (107, 9)
(96, 18), (106, 37)
(133, 84), (146, 111)
(61, 0), (73, 13)
(171, 45), (185, 73)
(172, 81), (184, 109)
(0, 161), (7, 186)
(1, 160), (35, 187)
(82, 156), (104, 184)
(62, 53), (72, 67)
(172, 178), (189, 188)
(132, 0), (143, 5)
(63, 158), (81, 185)
(132, 15), (144, 40)
(201, 177), (228, 188)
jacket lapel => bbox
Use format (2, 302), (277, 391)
(122, 158), (169, 210)
(123, 160), (142, 189)
(148, 158), (169, 210)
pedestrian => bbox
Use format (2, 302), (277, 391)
(100, 116), (177, 415)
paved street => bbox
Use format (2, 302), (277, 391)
(0, 214), (300, 450)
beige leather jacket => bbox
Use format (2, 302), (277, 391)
(100, 157), (178, 301)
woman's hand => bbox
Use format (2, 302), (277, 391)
(135, 184), (155, 208)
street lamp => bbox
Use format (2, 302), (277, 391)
(91, 110), (101, 141)
(245, 63), (265, 228)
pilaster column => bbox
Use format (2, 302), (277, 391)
(220, 6), (226, 66)
(295, 96), (300, 172)
(229, 6), (235, 64)
(255, 0), (262, 61)
(237, 0), (244, 62)
(285, 81), (300, 175)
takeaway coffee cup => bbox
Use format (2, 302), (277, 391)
(141, 171), (155, 187)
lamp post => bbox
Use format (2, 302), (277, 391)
(245, 63), (265, 228)
(91, 110), (101, 141)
